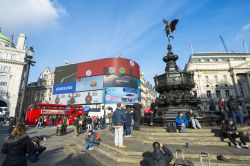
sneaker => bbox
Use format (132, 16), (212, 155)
(235, 145), (242, 149)
(241, 145), (249, 148)
(88, 147), (94, 150)
(118, 145), (126, 148)
(129, 135), (132, 137)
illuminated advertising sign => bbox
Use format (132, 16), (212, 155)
(104, 87), (139, 104)
(52, 82), (76, 94)
(52, 90), (103, 105)
(103, 75), (139, 89)
(75, 90), (103, 104)
(76, 75), (104, 91)
(77, 58), (140, 79)
(54, 64), (77, 84)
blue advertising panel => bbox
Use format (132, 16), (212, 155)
(76, 75), (104, 91)
(53, 82), (76, 94)
(104, 87), (139, 104)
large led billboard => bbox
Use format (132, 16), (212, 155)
(52, 82), (76, 95)
(77, 58), (140, 79)
(52, 90), (103, 105)
(104, 87), (139, 104)
(54, 64), (77, 84)
(76, 75), (103, 91)
(103, 75), (139, 89)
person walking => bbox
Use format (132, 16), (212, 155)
(124, 106), (133, 137)
(108, 111), (114, 130)
(86, 116), (93, 131)
(227, 96), (244, 126)
(113, 103), (126, 148)
(36, 117), (43, 128)
(1, 123), (35, 166)
(72, 117), (79, 137)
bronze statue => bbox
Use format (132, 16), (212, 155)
(163, 19), (179, 43)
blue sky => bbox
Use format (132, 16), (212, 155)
(1, 0), (250, 84)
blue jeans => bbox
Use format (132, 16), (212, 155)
(178, 125), (186, 133)
(231, 110), (244, 125)
(125, 125), (131, 135)
(84, 140), (93, 149)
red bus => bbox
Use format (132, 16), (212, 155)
(26, 103), (84, 125)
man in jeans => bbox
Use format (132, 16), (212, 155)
(113, 103), (126, 148)
(227, 96), (244, 126)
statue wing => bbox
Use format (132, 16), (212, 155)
(170, 19), (179, 32)
(163, 19), (169, 25)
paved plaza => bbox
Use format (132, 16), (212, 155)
(1, 125), (249, 166)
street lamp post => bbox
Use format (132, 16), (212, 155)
(18, 46), (36, 122)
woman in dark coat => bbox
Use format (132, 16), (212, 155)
(1, 123), (34, 166)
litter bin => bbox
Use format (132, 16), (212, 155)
(56, 125), (63, 136)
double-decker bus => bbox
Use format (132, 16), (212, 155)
(25, 103), (84, 125)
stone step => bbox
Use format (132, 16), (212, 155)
(132, 135), (221, 141)
(134, 131), (216, 137)
(71, 137), (250, 166)
(135, 138), (229, 146)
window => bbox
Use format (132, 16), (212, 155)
(239, 86), (244, 97)
(214, 75), (218, 80)
(207, 90), (212, 99)
(225, 90), (230, 98)
(205, 76), (209, 80)
(216, 90), (221, 98)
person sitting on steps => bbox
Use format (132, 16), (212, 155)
(82, 130), (100, 151)
(175, 112), (188, 133)
(140, 142), (173, 166)
(186, 107), (201, 129)
(221, 119), (249, 149)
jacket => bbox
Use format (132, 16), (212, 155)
(185, 112), (197, 120)
(125, 112), (133, 126)
(140, 145), (173, 166)
(1, 134), (34, 166)
(227, 99), (242, 111)
(112, 108), (125, 126)
(175, 116), (188, 126)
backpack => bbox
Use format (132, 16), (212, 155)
(228, 100), (239, 110)
(96, 132), (101, 140)
(167, 122), (177, 133)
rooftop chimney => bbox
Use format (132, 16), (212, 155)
(16, 33), (26, 50)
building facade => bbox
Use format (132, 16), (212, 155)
(0, 31), (27, 117)
(185, 52), (250, 114)
(140, 73), (157, 109)
(24, 67), (54, 109)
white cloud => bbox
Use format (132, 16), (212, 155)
(242, 23), (250, 31)
(0, 0), (66, 32)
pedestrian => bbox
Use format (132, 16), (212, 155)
(227, 96), (244, 126)
(219, 97), (229, 122)
(113, 103), (126, 148)
(124, 106), (133, 137)
(175, 112), (188, 133)
(185, 108), (201, 129)
(86, 116), (93, 131)
(140, 142), (173, 166)
(108, 111), (114, 130)
(209, 99), (218, 112)
(36, 116), (43, 128)
(72, 117), (79, 137)
(1, 123), (35, 166)
(221, 119), (248, 149)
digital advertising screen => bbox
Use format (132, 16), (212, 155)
(104, 87), (139, 104)
(54, 64), (77, 84)
(52, 82), (76, 95)
(77, 58), (140, 79)
(52, 90), (103, 105)
(103, 75), (140, 89)
(76, 75), (104, 91)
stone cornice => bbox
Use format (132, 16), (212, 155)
(0, 59), (25, 65)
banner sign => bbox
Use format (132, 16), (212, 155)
(77, 58), (140, 79)
(76, 75), (104, 91)
(41, 109), (66, 115)
(104, 87), (139, 104)
(104, 75), (139, 89)
(53, 82), (76, 95)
